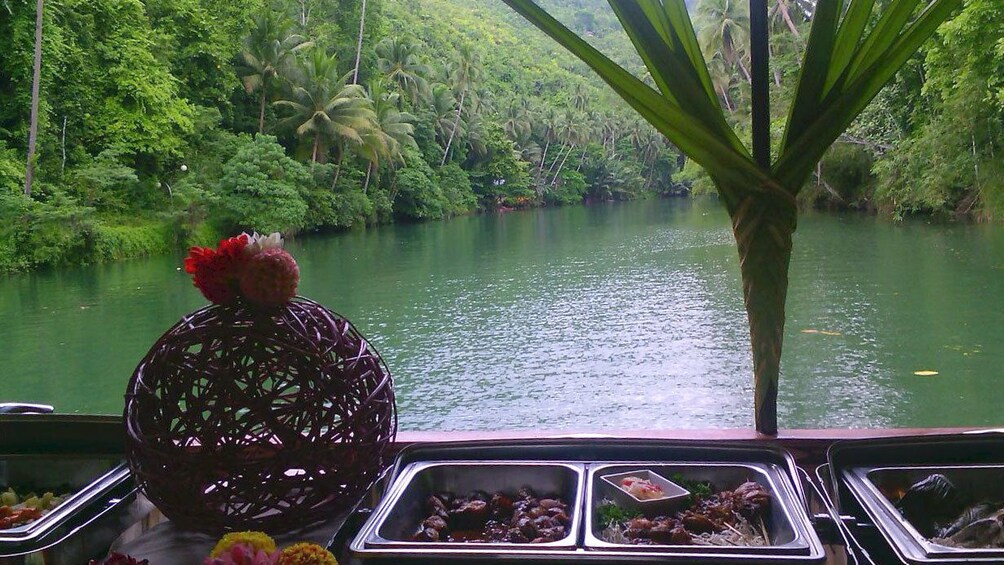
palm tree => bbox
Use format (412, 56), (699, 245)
(536, 107), (561, 178)
(501, 98), (532, 142)
(239, 13), (311, 134)
(550, 111), (586, 185)
(504, 0), (961, 434)
(359, 80), (417, 192)
(441, 45), (482, 166)
(697, 0), (752, 82)
(376, 38), (431, 106)
(24, 0), (43, 197)
(708, 56), (736, 112)
(429, 83), (458, 148)
(274, 49), (376, 164)
(770, 0), (812, 37)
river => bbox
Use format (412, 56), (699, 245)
(3, 198), (1003, 431)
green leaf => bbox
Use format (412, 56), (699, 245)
(608, 1), (742, 152)
(780, 0), (841, 155)
(774, 0), (964, 188)
(501, 0), (764, 190)
(844, 0), (923, 80)
(824, 0), (876, 94)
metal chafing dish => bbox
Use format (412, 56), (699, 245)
(349, 438), (826, 563)
(585, 462), (817, 558)
(828, 432), (1004, 565)
(357, 461), (584, 557)
(0, 414), (141, 565)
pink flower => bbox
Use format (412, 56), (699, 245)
(203, 543), (282, 565)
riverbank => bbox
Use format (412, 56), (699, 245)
(5, 183), (995, 276)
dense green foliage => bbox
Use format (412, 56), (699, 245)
(0, 0), (675, 272)
(1, 0), (1000, 272)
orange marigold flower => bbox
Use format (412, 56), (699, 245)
(278, 542), (338, 565)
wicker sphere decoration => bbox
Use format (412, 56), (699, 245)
(124, 297), (396, 534)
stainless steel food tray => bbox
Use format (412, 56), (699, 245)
(829, 432), (1004, 565)
(585, 462), (817, 557)
(843, 464), (1004, 564)
(0, 456), (126, 539)
(0, 415), (139, 564)
(355, 461), (584, 558)
(349, 438), (826, 563)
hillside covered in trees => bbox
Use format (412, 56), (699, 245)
(0, 0), (1001, 272)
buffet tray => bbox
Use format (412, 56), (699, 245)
(828, 432), (1004, 565)
(349, 438), (826, 563)
(585, 462), (812, 556)
(0, 415), (140, 564)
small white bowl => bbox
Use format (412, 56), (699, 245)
(600, 469), (691, 516)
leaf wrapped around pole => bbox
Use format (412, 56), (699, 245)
(724, 186), (797, 435)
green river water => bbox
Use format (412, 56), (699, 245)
(3, 198), (1003, 431)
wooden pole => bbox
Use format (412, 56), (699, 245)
(750, 0), (771, 170)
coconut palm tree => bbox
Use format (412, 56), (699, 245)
(536, 107), (561, 178)
(504, 0), (961, 434)
(239, 13), (312, 134)
(274, 49), (376, 164)
(501, 98), (532, 142)
(429, 83), (458, 148)
(697, 0), (752, 82)
(376, 38), (431, 106)
(358, 80), (417, 193)
(550, 111), (587, 185)
(441, 45), (482, 166)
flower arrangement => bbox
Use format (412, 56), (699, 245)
(184, 232), (299, 308)
(125, 231), (396, 532)
(201, 532), (338, 565)
(210, 531), (278, 558)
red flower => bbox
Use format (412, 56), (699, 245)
(184, 235), (249, 304)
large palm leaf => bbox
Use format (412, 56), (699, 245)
(503, 0), (961, 434)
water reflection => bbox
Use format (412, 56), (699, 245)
(1, 199), (1003, 430)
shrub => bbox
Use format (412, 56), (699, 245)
(217, 135), (310, 233)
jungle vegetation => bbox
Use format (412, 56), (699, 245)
(0, 0), (1000, 272)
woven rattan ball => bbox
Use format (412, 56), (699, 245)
(124, 297), (396, 533)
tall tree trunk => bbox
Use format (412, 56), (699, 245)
(546, 144), (568, 178)
(441, 89), (466, 166)
(777, 0), (800, 37)
(538, 139), (550, 176)
(331, 150), (344, 189)
(352, 0), (367, 84)
(768, 43), (782, 87)
(298, 0), (308, 26)
(718, 84), (734, 113)
(258, 89), (267, 134)
(363, 161), (373, 193)
(550, 144), (574, 185)
(575, 145), (588, 172)
(737, 58), (752, 84)
(24, 0), (44, 197)
(644, 157), (657, 189)
(311, 133), (321, 163)
(724, 186), (797, 436)
(60, 115), (66, 174)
